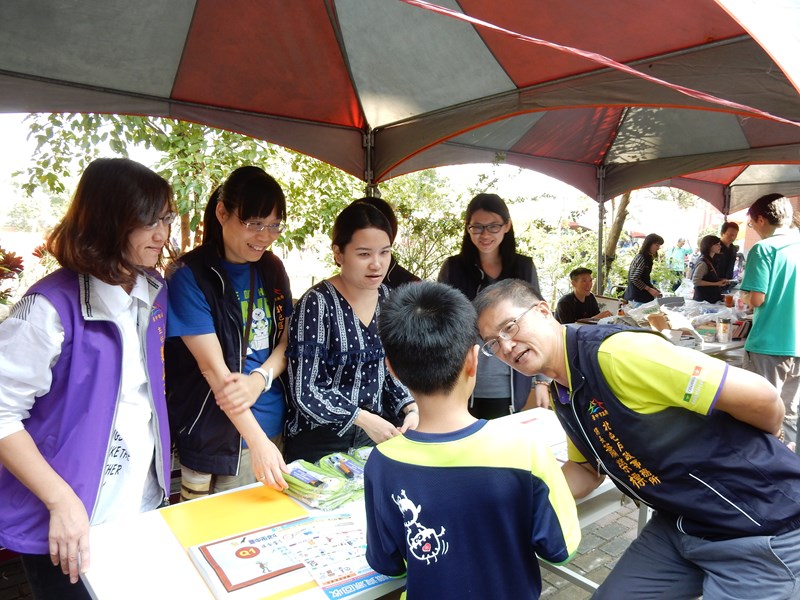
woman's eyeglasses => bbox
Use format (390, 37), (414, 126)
(239, 219), (286, 233)
(467, 223), (504, 234)
(142, 212), (176, 230)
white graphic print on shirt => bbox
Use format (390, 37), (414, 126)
(393, 489), (449, 565)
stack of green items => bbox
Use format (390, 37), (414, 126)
(284, 447), (372, 510)
(316, 452), (366, 490)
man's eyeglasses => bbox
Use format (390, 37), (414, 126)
(142, 212), (176, 230)
(239, 219), (286, 233)
(467, 223), (504, 235)
(481, 303), (538, 357)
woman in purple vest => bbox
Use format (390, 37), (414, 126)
(0, 158), (174, 599)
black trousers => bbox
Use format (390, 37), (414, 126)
(21, 554), (91, 600)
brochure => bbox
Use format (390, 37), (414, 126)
(188, 513), (392, 599)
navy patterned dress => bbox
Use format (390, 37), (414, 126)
(284, 280), (412, 461)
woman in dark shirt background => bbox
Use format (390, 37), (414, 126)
(623, 233), (664, 307)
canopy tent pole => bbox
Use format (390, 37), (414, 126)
(363, 129), (380, 198)
(723, 186), (731, 216)
(596, 166), (606, 294)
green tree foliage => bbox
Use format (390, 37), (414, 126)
(15, 113), (464, 281)
(379, 170), (464, 280)
(18, 114), (376, 252)
(515, 202), (599, 305)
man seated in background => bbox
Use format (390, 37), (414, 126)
(364, 281), (580, 600)
(474, 278), (800, 600)
(555, 267), (613, 324)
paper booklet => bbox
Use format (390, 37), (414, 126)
(188, 513), (392, 599)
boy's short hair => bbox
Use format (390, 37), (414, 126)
(569, 267), (592, 281)
(378, 281), (477, 395)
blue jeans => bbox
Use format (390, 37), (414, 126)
(592, 512), (800, 599)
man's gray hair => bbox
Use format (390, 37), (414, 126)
(473, 279), (543, 317)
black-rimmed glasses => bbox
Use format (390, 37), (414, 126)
(467, 223), (503, 234)
(481, 303), (538, 357)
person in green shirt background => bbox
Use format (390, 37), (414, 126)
(740, 193), (800, 453)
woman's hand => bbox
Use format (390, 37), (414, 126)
(248, 436), (289, 491)
(647, 286), (663, 298)
(215, 372), (263, 414)
(399, 407), (419, 433)
(47, 490), (91, 583)
(355, 410), (401, 444)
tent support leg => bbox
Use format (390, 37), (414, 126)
(596, 166), (606, 294)
(363, 129), (380, 197)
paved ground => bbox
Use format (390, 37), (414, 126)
(541, 498), (640, 599)
(0, 499), (640, 600)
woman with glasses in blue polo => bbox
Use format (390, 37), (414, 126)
(438, 193), (545, 420)
(166, 167), (292, 500)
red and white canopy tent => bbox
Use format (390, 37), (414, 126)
(1, 0), (799, 281)
(651, 163), (800, 216)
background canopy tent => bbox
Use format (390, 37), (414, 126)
(2, 0), (800, 287)
(651, 163), (800, 215)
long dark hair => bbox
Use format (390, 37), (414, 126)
(459, 193), (518, 276)
(48, 157), (173, 287)
(202, 166), (286, 257)
(699, 235), (721, 261)
(638, 233), (665, 257)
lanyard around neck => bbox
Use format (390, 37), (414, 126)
(240, 264), (256, 370)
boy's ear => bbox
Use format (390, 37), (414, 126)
(464, 344), (479, 378)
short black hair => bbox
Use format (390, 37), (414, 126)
(378, 281), (477, 395)
(720, 221), (739, 235)
(748, 193), (792, 227)
(569, 267), (592, 281)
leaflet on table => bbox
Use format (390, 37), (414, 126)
(189, 513), (391, 599)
